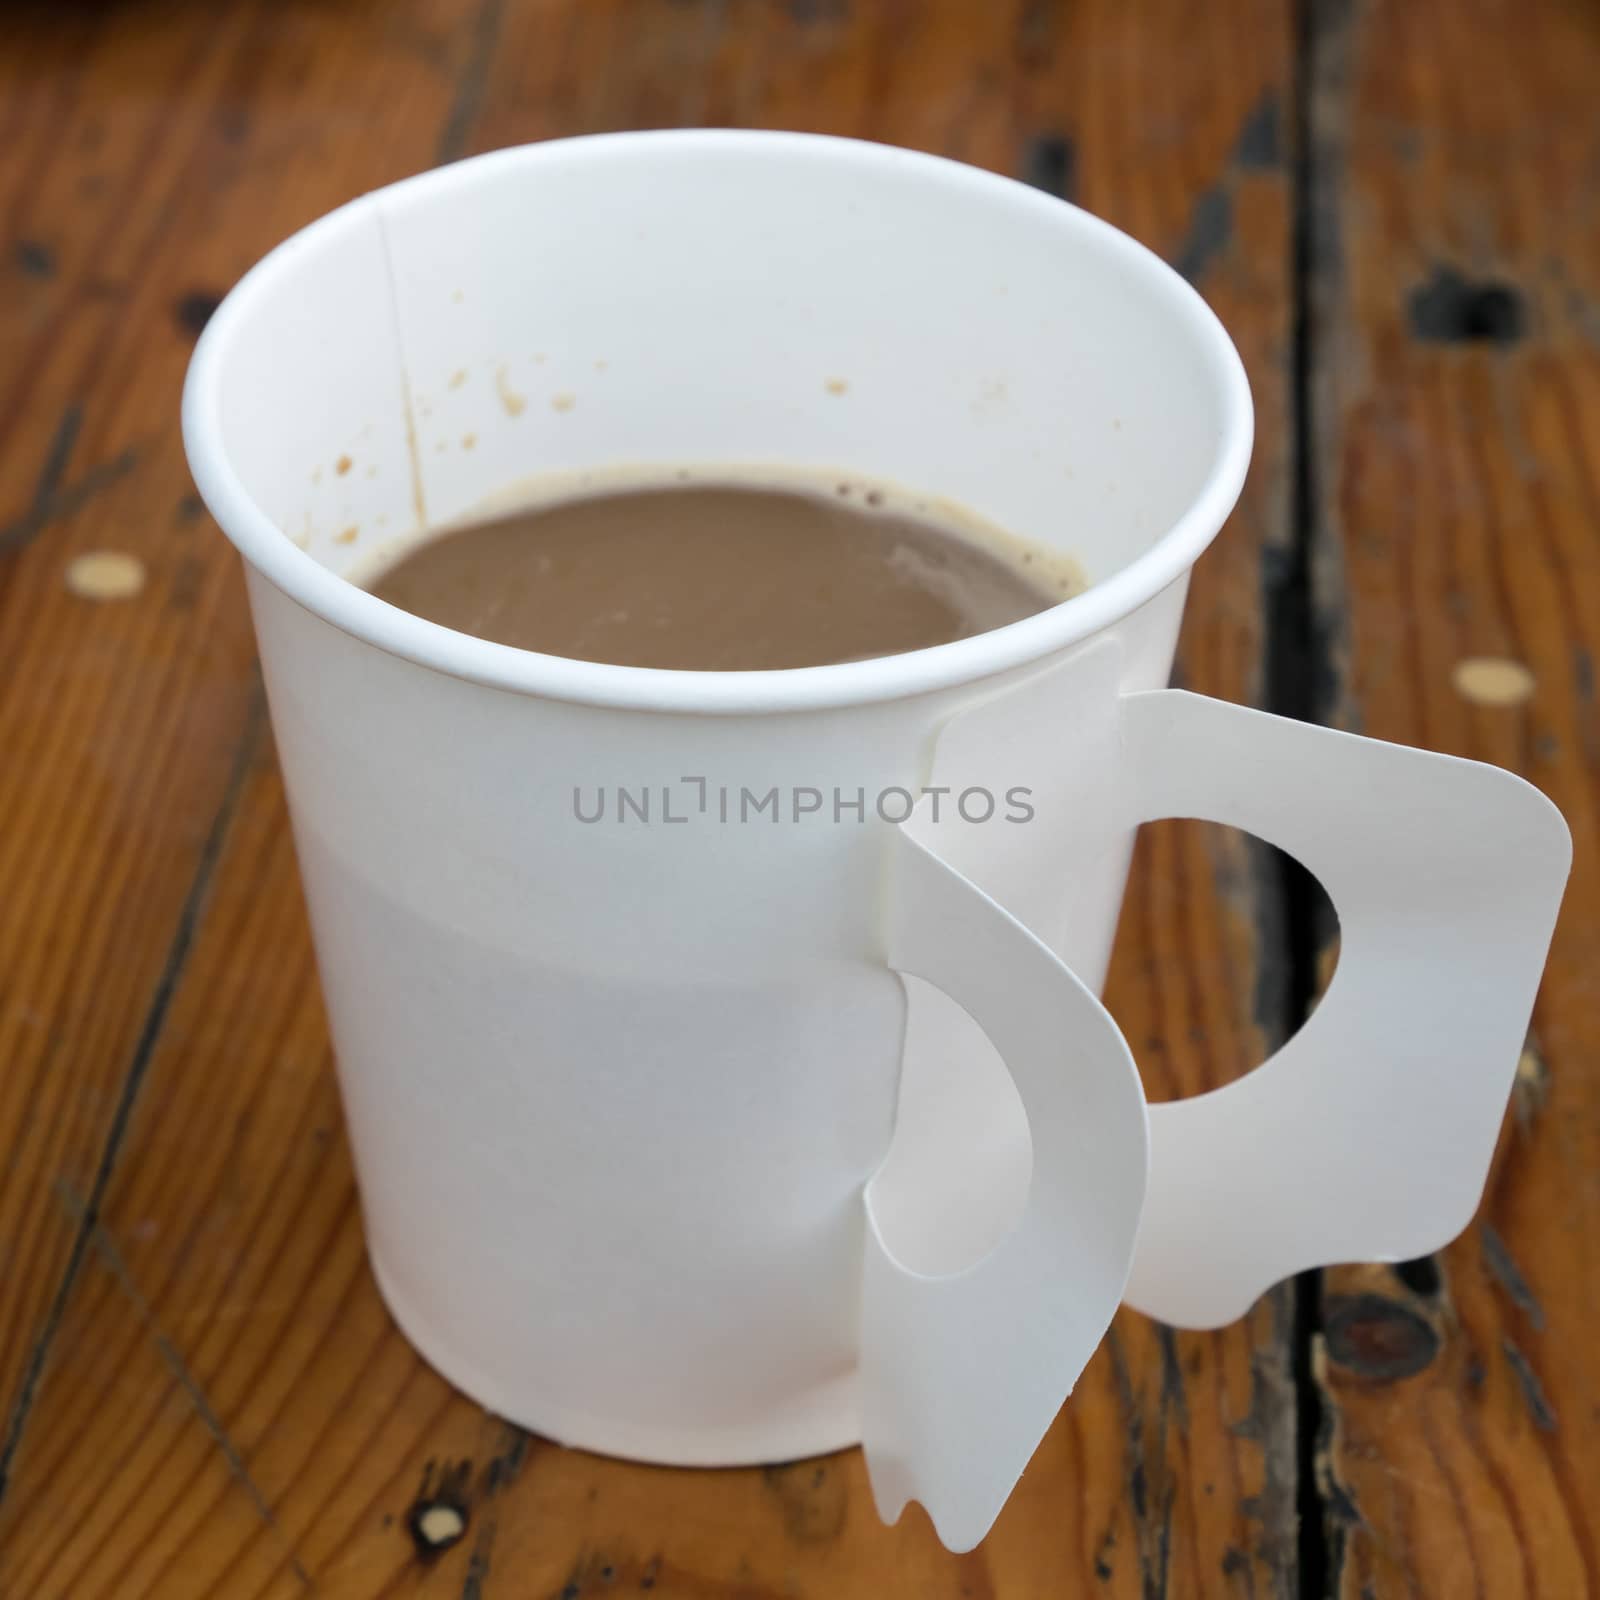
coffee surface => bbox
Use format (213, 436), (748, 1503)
(364, 476), (1078, 671)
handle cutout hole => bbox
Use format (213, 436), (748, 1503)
(1103, 818), (1339, 1105)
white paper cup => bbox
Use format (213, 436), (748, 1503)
(184, 132), (1568, 1551)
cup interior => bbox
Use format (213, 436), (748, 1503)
(187, 131), (1250, 708)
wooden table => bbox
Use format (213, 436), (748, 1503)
(1, 1), (1594, 1594)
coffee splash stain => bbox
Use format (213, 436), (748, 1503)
(495, 365), (526, 417)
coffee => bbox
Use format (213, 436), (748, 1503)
(361, 470), (1082, 671)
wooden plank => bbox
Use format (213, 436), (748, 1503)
(0, 1), (1301, 1594)
(0, 0), (508, 1505)
(1305, 0), (1600, 1593)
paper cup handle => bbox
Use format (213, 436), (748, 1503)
(1119, 689), (1571, 1328)
(859, 823), (1149, 1553)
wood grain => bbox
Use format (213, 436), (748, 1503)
(1304, 0), (1600, 1594)
(0, 0), (534, 1529)
(0, 1), (1302, 1595)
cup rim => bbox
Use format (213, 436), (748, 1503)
(183, 129), (1253, 715)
